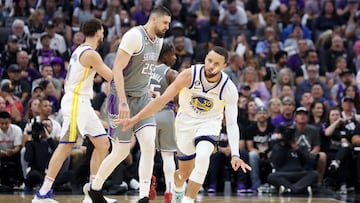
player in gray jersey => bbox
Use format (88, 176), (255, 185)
(88, 6), (172, 203)
(149, 44), (178, 199)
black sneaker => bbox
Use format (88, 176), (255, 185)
(138, 197), (149, 203)
(88, 188), (107, 203)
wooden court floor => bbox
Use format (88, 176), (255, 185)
(0, 194), (345, 203)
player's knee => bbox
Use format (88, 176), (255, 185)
(189, 165), (208, 184)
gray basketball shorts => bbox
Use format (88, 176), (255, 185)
(154, 109), (176, 151)
(107, 90), (156, 142)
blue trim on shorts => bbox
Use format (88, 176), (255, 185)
(59, 141), (77, 144)
(134, 123), (156, 133)
(177, 153), (196, 161)
(194, 135), (216, 146)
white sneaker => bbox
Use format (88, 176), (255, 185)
(129, 178), (139, 190)
(82, 183), (118, 203)
(32, 190), (59, 203)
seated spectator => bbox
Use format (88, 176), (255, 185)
(272, 97), (295, 127)
(207, 117), (250, 193)
(299, 92), (314, 111)
(10, 19), (34, 54)
(0, 80), (23, 122)
(7, 64), (31, 106)
(16, 51), (41, 85)
(35, 21), (67, 55)
(50, 57), (66, 85)
(32, 64), (62, 100)
(296, 63), (331, 104)
(308, 101), (327, 128)
(331, 68), (356, 106)
(268, 98), (282, 120)
(244, 106), (275, 192)
(31, 32), (62, 70)
(0, 111), (23, 189)
(239, 67), (270, 105)
(268, 124), (318, 195)
(323, 107), (356, 194)
(164, 21), (194, 56)
(271, 68), (295, 99)
(1, 35), (20, 77)
(264, 50), (289, 90)
(24, 118), (59, 191)
(38, 80), (60, 115)
(343, 85), (360, 114)
(311, 82), (334, 109)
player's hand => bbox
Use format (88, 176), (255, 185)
(118, 102), (130, 120)
(113, 117), (136, 131)
(231, 156), (251, 173)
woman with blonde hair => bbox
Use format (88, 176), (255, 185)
(268, 98), (282, 119)
(239, 66), (271, 105)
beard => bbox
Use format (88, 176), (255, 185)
(97, 38), (103, 48)
(205, 69), (217, 79)
(155, 27), (165, 38)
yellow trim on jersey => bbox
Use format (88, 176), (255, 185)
(221, 100), (225, 112)
(69, 67), (91, 142)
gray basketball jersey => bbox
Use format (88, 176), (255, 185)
(150, 64), (175, 110)
(123, 26), (163, 97)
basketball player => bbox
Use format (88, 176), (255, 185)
(33, 19), (114, 203)
(117, 46), (252, 203)
(88, 6), (172, 203)
(149, 43), (178, 200)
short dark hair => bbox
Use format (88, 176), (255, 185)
(39, 80), (51, 89)
(151, 6), (172, 17)
(0, 111), (11, 119)
(80, 18), (103, 37)
(211, 46), (228, 63)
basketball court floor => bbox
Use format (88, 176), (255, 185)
(0, 192), (357, 203)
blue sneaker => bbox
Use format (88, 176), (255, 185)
(32, 190), (58, 203)
(172, 190), (185, 203)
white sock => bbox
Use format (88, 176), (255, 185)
(136, 126), (156, 199)
(161, 151), (175, 192)
(182, 196), (195, 203)
(91, 141), (130, 190)
(89, 175), (96, 183)
(39, 176), (54, 195)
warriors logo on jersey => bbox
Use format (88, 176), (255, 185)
(190, 95), (213, 112)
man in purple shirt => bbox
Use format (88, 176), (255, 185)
(272, 97), (296, 127)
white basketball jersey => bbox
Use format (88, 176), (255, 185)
(178, 65), (230, 119)
(64, 45), (97, 97)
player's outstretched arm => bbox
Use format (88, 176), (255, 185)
(116, 69), (192, 131)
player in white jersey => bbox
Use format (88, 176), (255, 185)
(33, 19), (113, 203)
(117, 46), (251, 203)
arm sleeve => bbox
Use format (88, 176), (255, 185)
(223, 81), (240, 157)
(118, 28), (142, 55)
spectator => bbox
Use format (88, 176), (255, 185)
(62, 31), (85, 63)
(299, 91), (314, 111)
(239, 67), (270, 105)
(1, 35), (20, 77)
(341, 95), (360, 122)
(0, 111), (23, 188)
(296, 63), (331, 104)
(207, 117), (249, 194)
(219, 0), (249, 48)
(295, 49), (325, 85)
(223, 53), (244, 87)
(198, 9), (224, 43)
(0, 80), (23, 122)
(294, 107), (327, 185)
(255, 27), (283, 60)
(32, 64), (62, 100)
(101, 0), (122, 43)
(271, 68), (295, 99)
(6, 64), (31, 106)
(16, 51), (41, 85)
(131, 0), (153, 26)
(38, 80), (60, 114)
(268, 97), (283, 119)
(244, 106), (275, 191)
(264, 50), (288, 90)
(164, 21), (194, 56)
(172, 36), (193, 71)
(308, 100), (327, 128)
(268, 124), (318, 195)
(31, 32), (63, 70)
(331, 68), (355, 105)
(35, 21), (67, 55)
(53, 15), (73, 46)
(50, 57), (66, 85)
(72, 0), (95, 28)
(343, 85), (360, 113)
(10, 19), (34, 54)
(28, 8), (46, 44)
(311, 82), (334, 109)
(272, 97), (296, 127)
